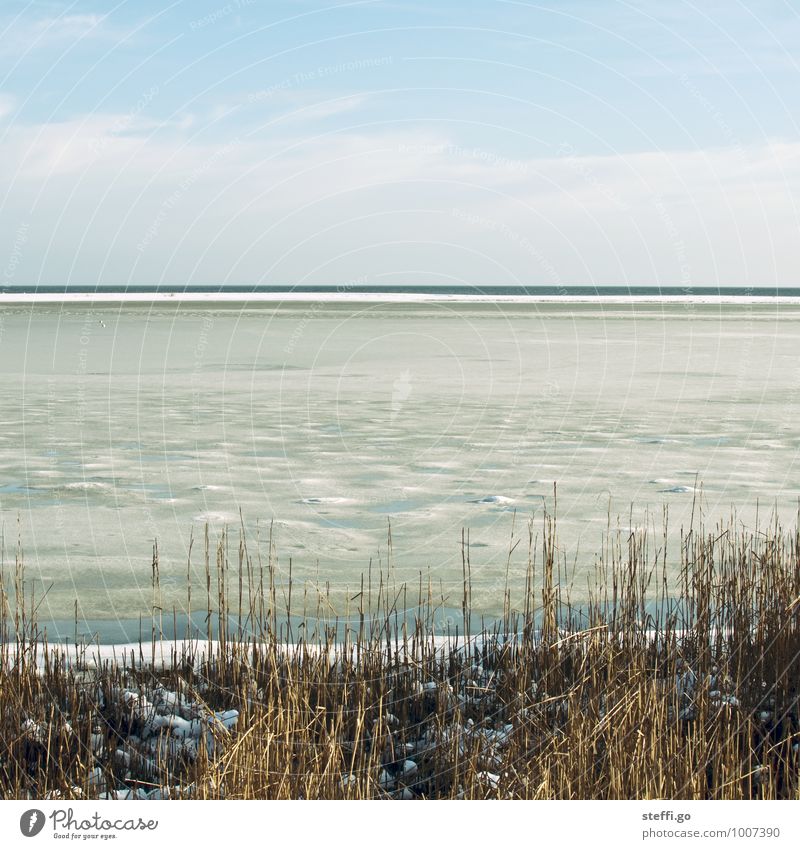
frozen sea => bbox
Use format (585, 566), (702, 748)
(2, 293), (800, 634)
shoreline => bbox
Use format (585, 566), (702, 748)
(3, 514), (798, 800)
(4, 291), (800, 306)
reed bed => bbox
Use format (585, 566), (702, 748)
(1, 509), (800, 800)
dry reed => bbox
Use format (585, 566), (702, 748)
(1, 509), (800, 800)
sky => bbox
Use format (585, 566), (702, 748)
(1, 0), (799, 287)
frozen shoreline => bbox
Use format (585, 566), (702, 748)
(3, 291), (800, 306)
(4, 628), (748, 802)
(7, 634), (492, 670)
(4, 624), (728, 672)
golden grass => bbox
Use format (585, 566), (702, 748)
(2, 509), (800, 800)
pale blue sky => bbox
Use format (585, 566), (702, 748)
(2, 1), (799, 286)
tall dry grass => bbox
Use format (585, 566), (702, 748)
(1, 509), (800, 799)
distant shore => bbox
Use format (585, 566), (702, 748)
(4, 291), (800, 306)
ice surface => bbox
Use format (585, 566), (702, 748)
(2, 301), (800, 625)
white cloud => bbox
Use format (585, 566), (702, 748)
(0, 93), (15, 119)
(1, 111), (798, 286)
(277, 94), (371, 123)
(34, 13), (106, 32)
(0, 12), (121, 56)
(241, 89), (372, 126)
